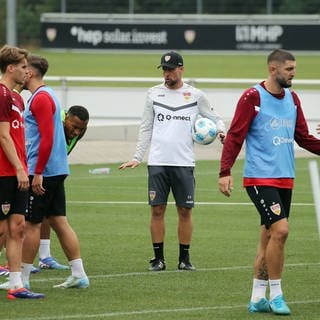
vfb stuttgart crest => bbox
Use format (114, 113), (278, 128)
(1, 203), (10, 215)
(46, 28), (57, 42)
(270, 203), (281, 216)
(149, 191), (156, 201)
(184, 30), (196, 44)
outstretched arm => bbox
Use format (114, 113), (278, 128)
(118, 159), (140, 170)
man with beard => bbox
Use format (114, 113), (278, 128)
(119, 51), (225, 272)
(218, 49), (320, 315)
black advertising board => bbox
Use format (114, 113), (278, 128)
(41, 22), (320, 51)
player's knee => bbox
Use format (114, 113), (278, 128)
(271, 225), (289, 243)
(178, 207), (192, 220)
(151, 205), (165, 219)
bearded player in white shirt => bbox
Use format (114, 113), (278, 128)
(119, 51), (225, 271)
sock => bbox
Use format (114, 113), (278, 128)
(39, 239), (51, 260)
(152, 242), (164, 260)
(21, 263), (33, 287)
(269, 279), (283, 300)
(250, 278), (268, 302)
(179, 244), (190, 262)
(9, 271), (23, 290)
(69, 258), (86, 278)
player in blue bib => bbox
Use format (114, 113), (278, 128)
(37, 106), (89, 271)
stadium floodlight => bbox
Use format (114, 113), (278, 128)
(308, 160), (320, 239)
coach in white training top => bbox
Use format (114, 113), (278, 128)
(119, 51), (225, 271)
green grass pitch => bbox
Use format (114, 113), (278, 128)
(32, 50), (320, 89)
(0, 50), (319, 317)
(1, 158), (319, 319)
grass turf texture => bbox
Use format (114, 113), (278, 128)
(0, 157), (319, 319)
(33, 50), (320, 89)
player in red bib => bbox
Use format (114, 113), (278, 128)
(0, 45), (44, 300)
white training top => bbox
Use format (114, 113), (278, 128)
(133, 82), (225, 166)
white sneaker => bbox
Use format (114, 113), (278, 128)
(0, 281), (10, 290)
(53, 275), (89, 289)
(0, 280), (31, 291)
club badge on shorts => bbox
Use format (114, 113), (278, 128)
(149, 191), (156, 201)
(1, 203), (10, 215)
(270, 203), (281, 215)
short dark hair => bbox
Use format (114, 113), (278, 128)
(0, 45), (29, 74)
(67, 105), (89, 122)
(267, 49), (295, 64)
(28, 55), (49, 77)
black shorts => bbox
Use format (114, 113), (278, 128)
(246, 186), (292, 228)
(26, 175), (67, 224)
(148, 166), (195, 208)
(0, 176), (28, 220)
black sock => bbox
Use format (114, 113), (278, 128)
(153, 242), (164, 260)
(179, 244), (190, 262)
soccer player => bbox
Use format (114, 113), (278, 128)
(119, 51), (225, 271)
(21, 55), (89, 289)
(37, 105), (89, 270)
(0, 45), (44, 299)
(0, 98), (89, 274)
(0, 83), (25, 277)
(218, 49), (320, 315)
(0, 83), (27, 277)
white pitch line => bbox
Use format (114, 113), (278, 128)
(74, 261), (320, 280)
(4, 299), (320, 320)
(67, 200), (314, 206)
(28, 261), (320, 283)
(3, 262), (319, 320)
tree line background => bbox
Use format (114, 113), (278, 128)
(0, 0), (319, 47)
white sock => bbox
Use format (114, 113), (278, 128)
(69, 258), (86, 278)
(39, 239), (51, 260)
(250, 278), (268, 302)
(269, 279), (283, 300)
(9, 271), (23, 290)
(21, 263), (33, 285)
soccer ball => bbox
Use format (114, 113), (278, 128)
(192, 116), (217, 145)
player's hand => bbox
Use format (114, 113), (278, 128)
(118, 160), (140, 170)
(32, 174), (46, 195)
(16, 167), (29, 191)
(219, 175), (233, 197)
(217, 131), (225, 144)
(317, 124), (320, 134)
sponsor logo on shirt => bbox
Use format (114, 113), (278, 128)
(270, 118), (293, 129)
(157, 113), (191, 122)
(272, 136), (294, 146)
